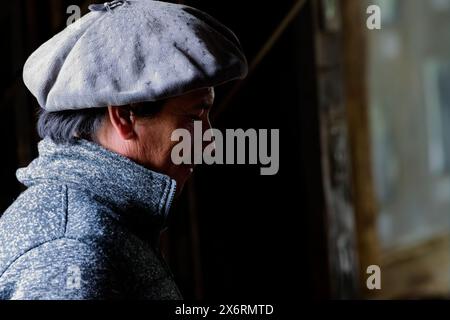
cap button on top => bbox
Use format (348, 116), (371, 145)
(89, 0), (129, 13)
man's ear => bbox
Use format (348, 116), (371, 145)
(107, 106), (136, 140)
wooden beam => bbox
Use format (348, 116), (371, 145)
(341, 0), (381, 298)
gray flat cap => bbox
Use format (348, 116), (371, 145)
(23, 0), (248, 111)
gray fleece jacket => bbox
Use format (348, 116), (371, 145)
(0, 138), (182, 300)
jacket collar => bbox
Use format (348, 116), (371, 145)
(16, 138), (177, 235)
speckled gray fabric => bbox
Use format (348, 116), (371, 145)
(23, 0), (248, 111)
(0, 138), (182, 300)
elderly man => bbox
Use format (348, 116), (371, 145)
(0, 0), (247, 300)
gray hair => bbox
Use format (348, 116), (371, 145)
(37, 101), (167, 144)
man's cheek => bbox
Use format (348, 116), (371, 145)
(169, 126), (195, 162)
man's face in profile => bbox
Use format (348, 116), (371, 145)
(124, 87), (215, 193)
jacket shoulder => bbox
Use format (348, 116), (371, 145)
(0, 237), (123, 300)
(0, 184), (69, 277)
